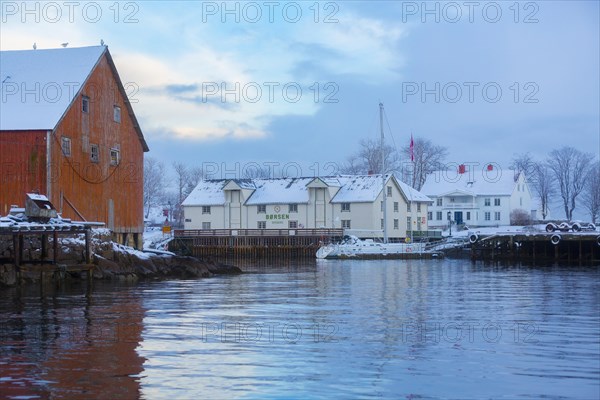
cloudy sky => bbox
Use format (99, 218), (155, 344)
(1, 1), (598, 180)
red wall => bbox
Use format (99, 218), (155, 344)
(0, 130), (48, 215)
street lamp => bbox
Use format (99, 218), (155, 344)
(447, 211), (452, 237)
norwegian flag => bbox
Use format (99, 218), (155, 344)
(410, 134), (414, 162)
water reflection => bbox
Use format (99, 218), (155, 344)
(0, 282), (145, 399)
(1, 260), (598, 399)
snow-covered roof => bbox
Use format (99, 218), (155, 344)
(421, 169), (518, 197)
(245, 178), (313, 205)
(183, 175), (430, 206)
(0, 46), (106, 131)
(182, 180), (227, 206)
(330, 175), (387, 203)
(398, 180), (432, 202)
(27, 193), (49, 201)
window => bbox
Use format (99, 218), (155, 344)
(394, 202), (399, 212)
(428, 211), (433, 221)
(258, 221), (266, 229)
(61, 137), (71, 156)
(407, 203), (411, 212)
(494, 198), (500, 206)
(520, 197), (523, 206)
(394, 219), (399, 229)
(387, 186), (392, 197)
(466, 211), (471, 220)
(341, 203), (350, 212)
(436, 211), (442, 220)
(82, 96), (89, 113)
(90, 144), (99, 163)
(289, 220), (298, 229)
(484, 198), (491, 206)
(113, 105), (121, 123)
(450, 197), (455, 203)
(185, 218), (191, 223)
(289, 204), (298, 213)
(380, 201), (384, 212)
(484, 212), (491, 221)
(417, 203), (421, 212)
(258, 205), (266, 214)
(202, 206), (211, 214)
(407, 216), (411, 228)
(494, 211), (501, 221)
(436, 198), (442, 206)
(202, 222), (211, 229)
(110, 148), (120, 166)
(381, 219), (384, 229)
(341, 220), (351, 229)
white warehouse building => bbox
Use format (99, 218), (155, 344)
(421, 166), (533, 228)
(182, 174), (432, 240)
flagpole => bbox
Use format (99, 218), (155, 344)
(410, 133), (414, 243)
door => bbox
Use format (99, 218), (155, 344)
(454, 211), (463, 225)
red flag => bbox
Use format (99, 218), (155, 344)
(410, 134), (414, 162)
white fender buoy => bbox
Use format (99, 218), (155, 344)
(551, 234), (561, 245)
(469, 234), (478, 244)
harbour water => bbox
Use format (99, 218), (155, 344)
(1, 259), (599, 399)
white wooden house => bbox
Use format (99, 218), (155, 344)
(182, 174), (432, 240)
(421, 166), (533, 228)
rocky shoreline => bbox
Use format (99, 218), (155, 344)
(0, 229), (241, 286)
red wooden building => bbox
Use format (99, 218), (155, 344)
(0, 46), (149, 248)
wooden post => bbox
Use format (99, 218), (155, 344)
(18, 234), (24, 266)
(53, 230), (59, 265)
(41, 234), (48, 261)
(85, 228), (92, 264)
(13, 233), (20, 268)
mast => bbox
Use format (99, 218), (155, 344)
(380, 102), (388, 244)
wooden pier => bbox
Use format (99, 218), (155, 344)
(171, 228), (344, 259)
(0, 224), (94, 284)
(469, 232), (600, 264)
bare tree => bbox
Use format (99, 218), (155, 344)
(172, 162), (190, 227)
(402, 137), (448, 190)
(510, 152), (536, 182)
(531, 162), (554, 220)
(547, 147), (594, 221)
(582, 162), (600, 223)
(143, 157), (165, 219)
(242, 165), (271, 179)
(341, 139), (400, 175)
(339, 154), (364, 175)
(185, 166), (204, 196)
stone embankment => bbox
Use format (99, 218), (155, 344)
(0, 229), (241, 286)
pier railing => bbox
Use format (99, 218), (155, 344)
(174, 228), (344, 238)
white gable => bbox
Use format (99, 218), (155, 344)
(0, 46), (106, 131)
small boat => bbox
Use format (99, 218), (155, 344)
(316, 235), (428, 259)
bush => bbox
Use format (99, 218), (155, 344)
(510, 208), (532, 226)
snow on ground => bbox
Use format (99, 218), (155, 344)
(144, 227), (173, 250)
(441, 224), (598, 239)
